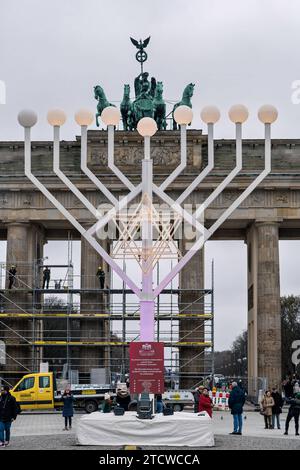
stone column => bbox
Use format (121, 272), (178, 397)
(179, 237), (205, 389)
(246, 221), (281, 393)
(80, 235), (110, 382)
(3, 222), (45, 383)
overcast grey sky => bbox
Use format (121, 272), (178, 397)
(1, 0), (300, 140)
(0, 0), (300, 349)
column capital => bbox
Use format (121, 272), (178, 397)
(254, 219), (283, 227)
(5, 220), (31, 227)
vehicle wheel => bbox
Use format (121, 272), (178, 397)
(173, 404), (183, 412)
(85, 400), (98, 413)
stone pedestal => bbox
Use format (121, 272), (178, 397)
(247, 221), (281, 393)
(179, 238), (205, 389)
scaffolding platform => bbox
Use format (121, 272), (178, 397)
(0, 259), (215, 387)
(0, 312), (212, 319)
(0, 288), (213, 294)
(3, 340), (212, 347)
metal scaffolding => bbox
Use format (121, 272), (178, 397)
(0, 258), (214, 387)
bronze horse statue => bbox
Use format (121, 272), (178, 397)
(94, 85), (115, 127)
(172, 83), (195, 130)
(153, 81), (166, 131)
(120, 84), (131, 131)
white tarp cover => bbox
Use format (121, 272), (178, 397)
(76, 411), (214, 447)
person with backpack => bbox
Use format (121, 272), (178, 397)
(0, 385), (18, 447)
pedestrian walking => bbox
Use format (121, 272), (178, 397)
(193, 385), (204, 413)
(228, 381), (246, 435)
(261, 391), (275, 429)
(0, 385), (18, 447)
(8, 265), (17, 290)
(42, 266), (51, 289)
(271, 387), (283, 429)
(284, 392), (300, 436)
(96, 266), (105, 289)
(198, 388), (213, 418)
(62, 387), (74, 430)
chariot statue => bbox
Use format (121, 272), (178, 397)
(94, 36), (194, 131)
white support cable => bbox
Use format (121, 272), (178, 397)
(24, 127), (142, 299)
(153, 123), (271, 297)
(80, 125), (118, 205)
(108, 125), (135, 191)
(176, 122), (215, 205)
(52, 126), (102, 220)
(194, 122), (243, 220)
(159, 124), (187, 191)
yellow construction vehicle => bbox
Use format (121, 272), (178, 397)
(10, 372), (115, 413)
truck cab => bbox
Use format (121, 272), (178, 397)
(11, 372), (55, 410)
(10, 372), (117, 413)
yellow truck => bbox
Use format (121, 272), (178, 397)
(10, 372), (116, 413)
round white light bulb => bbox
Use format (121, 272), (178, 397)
(228, 104), (249, 124)
(101, 106), (120, 126)
(17, 110), (38, 128)
(200, 106), (221, 124)
(47, 109), (67, 126)
(75, 109), (94, 126)
(258, 104), (278, 124)
(137, 117), (158, 137)
(174, 105), (193, 125)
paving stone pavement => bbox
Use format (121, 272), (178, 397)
(1, 410), (299, 450)
(2, 434), (300, 450)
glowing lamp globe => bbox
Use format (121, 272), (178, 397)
(258, 105), (278, 124)
(174, 105), (193, 125)
(137, 117), (157, 137)
(75, 109), (94, 126)
(101, 106), (120, 126)
(17, 110), (38, 128)
(47, 109), (67, 126)
(228, 104), (249, 124)
(200, 106), (221, 124)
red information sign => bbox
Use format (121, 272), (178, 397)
(129, 342), (164, 394)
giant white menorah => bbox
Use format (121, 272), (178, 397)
(18, 103), (278, 342)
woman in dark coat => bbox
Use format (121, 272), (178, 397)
(271, 387), (283, 429)
(62, 387), (74, 430)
